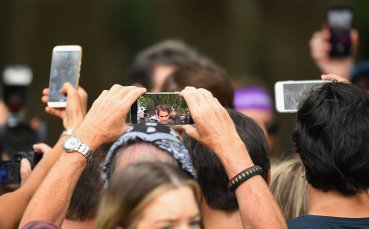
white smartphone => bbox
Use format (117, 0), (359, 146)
(274, 80), (328, 113)
(47, 45), (82, 108)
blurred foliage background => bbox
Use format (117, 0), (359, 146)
(0, 0), (368, 157)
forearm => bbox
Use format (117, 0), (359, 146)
(216, 143), (287, 229)
(19, 126), (102, 227)
(19, 153), (86, 227)
(0, 137), (66, 229)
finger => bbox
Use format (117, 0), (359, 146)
(93, 90), (109, 106)
(198, 88), (216, 103)
(107, 84), (124, 96)
(42, 88), (50, 96)
(45, 107), (64, 119)
(41, 95), (49, 104)
(33, 143), (52, 154)
(77, 86), (88, 103)
(181, 87), (203, 118)
(120, 87), (147, 109)
(97, 90), (109, 100)
(181, 86), (199, 107)
(60, 82), (77, 96)
(322, 27), (330, 40)
(213, 97), (223, 107)
(195, 88), (218, 112)
(182, 124), (201, 141)
(20, 158), (32, 186)
(321, 74), (349, 83)
(115, 86), (138, 99)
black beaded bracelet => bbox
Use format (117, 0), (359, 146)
(227, 165), (263, 192)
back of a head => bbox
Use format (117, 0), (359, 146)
(102, 122), (195, 187)
(293, 82), (369, 195)
(65, 143), (112, 222)
(96, 162), (198, 229)
(161, 60), (234, 108)
(112, 141), (177, 172)
(129, 40), (203, 91)
(270, 158), (308, 220)
(183, 109), (270, 211)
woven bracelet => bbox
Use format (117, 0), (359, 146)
(227, 165), (263, 192)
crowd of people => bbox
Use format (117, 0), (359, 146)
(0, 19), (368, 229)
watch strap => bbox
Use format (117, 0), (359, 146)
(61, 129), (74, 137)
(77, 143), (94, 163)
(63, 136), (94, 163)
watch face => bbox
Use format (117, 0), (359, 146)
(64, 137), (80, 151)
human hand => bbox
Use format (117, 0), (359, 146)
(74, 85), (146, 150)
(33, 143), (52, 155)
(309, 27), (358, 80)
(180, 87), (244, 155)
(19, 143), (51, 186)
(42, 83), (88, 130)
(321, 73), (350, 83)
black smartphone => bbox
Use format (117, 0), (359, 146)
(326, 7), (354, 58)
(130, 92), (194, 126)
(0, 162), (20, 184)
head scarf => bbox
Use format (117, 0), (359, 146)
(103, 122), (195, 187)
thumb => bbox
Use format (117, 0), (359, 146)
(20, 158), (32, 186)
(182, 124), (200, 141)
(60, 82), (76, 95)
(33, 143), (52, 154)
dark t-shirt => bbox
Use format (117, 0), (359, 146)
(288, 215), (369, 229)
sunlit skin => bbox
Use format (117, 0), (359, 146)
(135, 186), (202, 229)
(238, 109), (275, 149)
(158, 110), (170, 124)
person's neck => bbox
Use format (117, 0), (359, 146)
(62, 219), (95, 229)
(309, 185), (369, 218)
(200, 200), (243, 229)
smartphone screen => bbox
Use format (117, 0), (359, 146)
(275, 80), (327, 113)
(130, 92), (194, 126)
(0, 162), (20, 184)
(48, 45), (82, 108)
(327, 7), (353, 57)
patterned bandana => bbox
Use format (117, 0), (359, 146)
(102, 122), (195, 188)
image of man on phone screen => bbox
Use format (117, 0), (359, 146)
(156, 105), (170, 124)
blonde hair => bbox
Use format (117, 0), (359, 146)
(95, 162), (200, 229)
(270, 158), (308, 220)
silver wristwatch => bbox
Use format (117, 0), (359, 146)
(63, 136), (93, 162)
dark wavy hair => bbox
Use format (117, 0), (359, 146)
(183, 109), (270, 210)
(293, 82), (369, 195)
